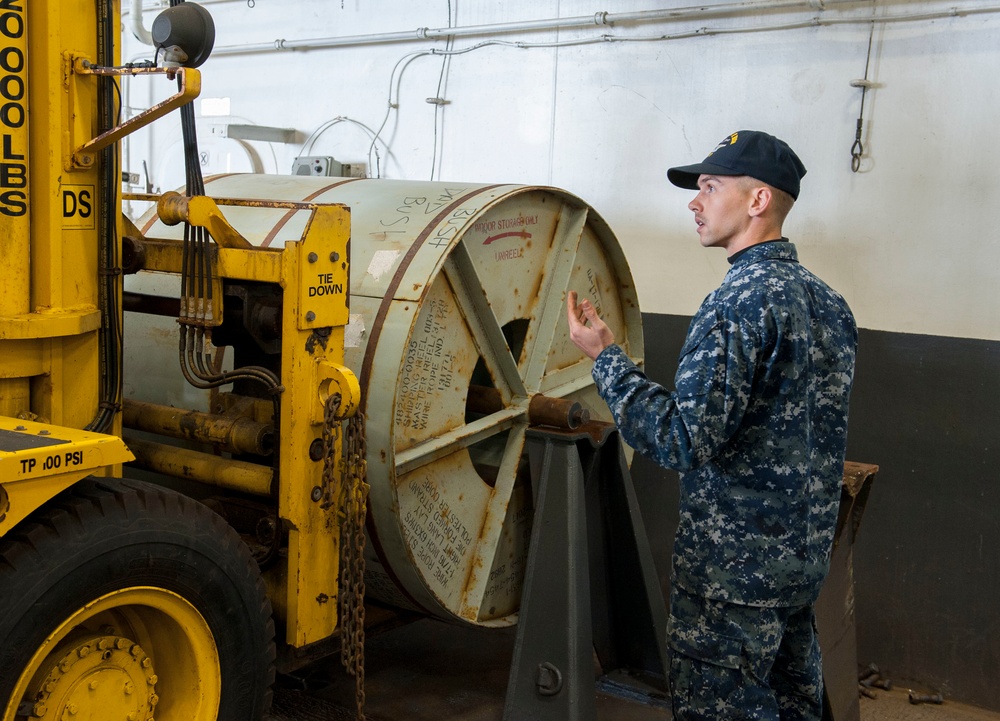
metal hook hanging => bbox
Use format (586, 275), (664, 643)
(850, 15), (876, 173)
(849, 84), (871, 173)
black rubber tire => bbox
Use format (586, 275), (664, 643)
(0, 477), (275, 720)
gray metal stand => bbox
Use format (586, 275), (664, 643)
(502, 424), (670, 721)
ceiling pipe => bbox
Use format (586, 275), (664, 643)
(209, 0), (868, 55)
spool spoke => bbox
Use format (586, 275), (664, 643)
(522, 204), (589, 392)
(444, 242), (527, 402)
(460, 424), (528, 620)
(394, 406), (526, 476)
(537, 360), (599, 398)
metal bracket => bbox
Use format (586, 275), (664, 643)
(502, 425), (670, 721)
(70, 60), (201, 169)
(314, 360), (360, 424)
(156, 191), (253, 249)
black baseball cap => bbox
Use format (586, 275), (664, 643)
(667, 130), (807, 200)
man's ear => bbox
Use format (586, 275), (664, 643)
(747, 185), (772, 218)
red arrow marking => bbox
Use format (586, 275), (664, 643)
(483, 231), (532, 245)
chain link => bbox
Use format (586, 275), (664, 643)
(319, 394), (342, 510)
(321, 393), (369, 721)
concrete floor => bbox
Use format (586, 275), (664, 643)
(859, 691), (999, 721)
(267, 615), (998, 721)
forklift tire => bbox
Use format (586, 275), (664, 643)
(0, 477), (275, 721)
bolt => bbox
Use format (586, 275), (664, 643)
(66, 704), (78, 716)
(89, 680), (99, 691)
(860, 676), (886, 689)
(858, 662), (879, 681)
(124, 682), (134, 695)
(38, 429), (50, 435)
(44, 682), (57, 694)
(305, 311), (316, 322)
(116, 638), (129, 649)
(149, 694), (159, 707)
(308, 438), (325, 461)
(130, 645), (142, 657)
(127, 714), (138, 721)
(908, 691), (943, 705)
(308, 252), (318, 263)
(97, 639), (109, 651)
(330, 252), (340, 262)
(311, 486), (323, 502)
(141, 658), (151, 668)
(32, 703), (47, 717)
(147, 674), (158, 686)
(78, 646), (91, 658)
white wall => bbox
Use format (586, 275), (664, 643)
(122, 0), (1000, 341)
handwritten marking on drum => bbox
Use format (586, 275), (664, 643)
(378, 188), (473, 231)
(585, 267), (606, 317)
(427, 207), (478, 249)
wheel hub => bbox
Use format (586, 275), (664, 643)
(26, 635), (157, 721)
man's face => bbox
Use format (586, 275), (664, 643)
(688, 174), (753, 252)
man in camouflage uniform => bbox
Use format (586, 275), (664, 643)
(567, 130), (857, 720)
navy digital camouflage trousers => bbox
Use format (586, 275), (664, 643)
(668, 584), (824, 721)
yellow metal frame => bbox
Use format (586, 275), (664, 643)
(281, 206), (359, 646)
(1, 0), (361, 663)
(0, 417), (134, 536)
(143, 195), (359, 647)
(0, 0), (130, 528)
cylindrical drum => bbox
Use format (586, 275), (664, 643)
(133, 175), (643, 626)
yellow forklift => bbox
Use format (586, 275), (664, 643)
(0, 2), (363, 719)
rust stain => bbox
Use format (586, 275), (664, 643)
(528, 270), (545, 305)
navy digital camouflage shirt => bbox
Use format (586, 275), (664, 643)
(592, 240), (857, 607)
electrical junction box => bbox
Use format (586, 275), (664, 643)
(292, 156), (342, 177)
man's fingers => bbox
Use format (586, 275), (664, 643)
(567, 291), (584, 328)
